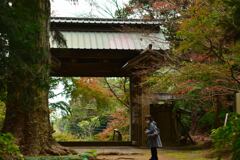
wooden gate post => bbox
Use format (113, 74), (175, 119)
(130, 75), (150, 147)
(236, 93), (240, 114)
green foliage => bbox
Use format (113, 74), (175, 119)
(80, 150), (97, 160)
(0, 0), (50, 90)
(25, 157), (81, 160)
(148, 63), (233, 96)
(72, 78), (115, 113)
(50, 101), (71, 117)
(25, 150), (97, 160)
(49, 77), (75, 100)
(211, 113), (240, 159)
(161, 149), (212, 160)
(104, 77), (130, 109)
(176, 0), (240, 83)
(0, 133), (23, 160)
(78, 117), (100, 140)
(25, 156), (77, 160)
(49, 77), (75, 117)
(198, 112), (216, 130)
(147, 0), (240, 135)
(0, 101), (5, 129)
(52, 78), (130, 141)
(53, 132), (80, 142)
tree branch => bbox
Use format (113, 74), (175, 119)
(104, 78), (129, 109)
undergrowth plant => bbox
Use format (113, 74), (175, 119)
(0, 133), (23, 160)
(211, 113), (240, 160)
(25, 150), (97, 160)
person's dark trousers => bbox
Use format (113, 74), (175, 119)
(150, 147), (158, 160)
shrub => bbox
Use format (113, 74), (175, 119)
(53, 132), (80, 142)
(211, 113), (240, 160)
(0, 101), (5, 130)
(0, 133), (23, 160)
(80, 150), (97, 160)
(199, 112), (215, 130)
(25, 150), (97, 160)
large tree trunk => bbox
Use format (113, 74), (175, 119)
(2, 0), (73, 155)
(3, 82), (52, 155)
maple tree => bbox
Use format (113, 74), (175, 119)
(96, 108), (129, 141)
(146, 0), (240, 134)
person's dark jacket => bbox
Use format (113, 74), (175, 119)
(146, 121), (162, 148)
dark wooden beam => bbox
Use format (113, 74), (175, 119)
(60, 62), (123, 70)
(51, 62), (129, 77)
(50, 48), (141, 77)
(51, 70), (129, 77)
(51, 48), (140, 59)
(51, 23), (160, 33)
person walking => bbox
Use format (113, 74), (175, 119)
(145, 115), (162, 160)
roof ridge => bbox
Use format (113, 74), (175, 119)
(51, 17), (162, 22)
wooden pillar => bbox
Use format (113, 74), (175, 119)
(130, 75), (150, 147)
(236, 93), (240, 114)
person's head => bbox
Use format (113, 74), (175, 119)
(145, 115), (153, 124)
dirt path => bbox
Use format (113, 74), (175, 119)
(97, 153), (175, 160)
(71, 146), (176, 160)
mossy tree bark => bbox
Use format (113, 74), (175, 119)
(2, 0), (73, 155)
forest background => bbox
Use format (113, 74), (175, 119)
(0, 0), (240, 159)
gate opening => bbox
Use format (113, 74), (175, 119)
(49, 77), (131, 143)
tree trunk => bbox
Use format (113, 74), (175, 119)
(214, 95), (222, 128)
(2, 0), (74, 155)
(190, 107), (198, 134)
(3, 81), (54, 155)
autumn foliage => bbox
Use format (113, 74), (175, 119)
(76, 78), (113, 97)
(96, 108), (129, 141)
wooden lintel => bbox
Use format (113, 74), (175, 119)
(51, 48), (140, 59)
(51, 23), (160, 33)
(51, 71), (129, 77)
(50, 49), (142, 77)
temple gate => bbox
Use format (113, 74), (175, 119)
(50, 17), (168, 147)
